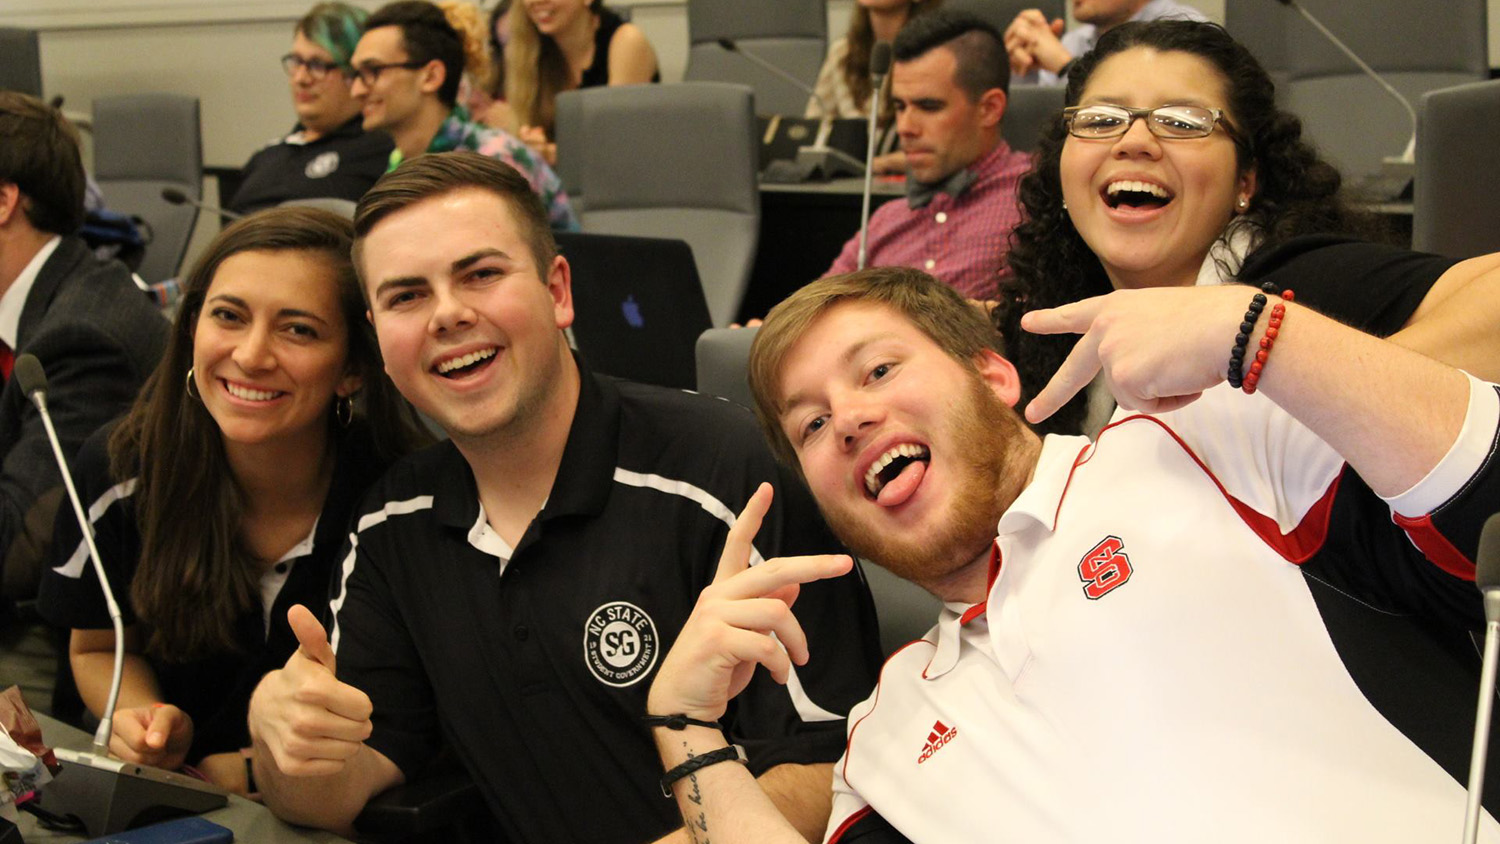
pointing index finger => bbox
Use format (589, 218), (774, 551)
(715, 483), (773, 583)
(1020, 295), (1107, 338)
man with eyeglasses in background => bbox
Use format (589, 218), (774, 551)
(349, 0), (576, 230)
(227, 2), (395, 216)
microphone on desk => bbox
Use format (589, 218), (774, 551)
(717, 38), (865, 179)
(1270, 0), (1415, 166)
(19, 355), (227, 836)
(1462, 513), (1500, 844)
(857, 42), (893, 270)
(160, 187), (243, 222)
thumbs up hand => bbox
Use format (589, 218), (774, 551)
(248, 604), (374, 777)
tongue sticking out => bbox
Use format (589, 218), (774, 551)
(876, 459), (926, 507)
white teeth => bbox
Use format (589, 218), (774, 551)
(437, 348), (497, 374)
(863, 443), (930, 495)
(1106, 180), (1170, 198)
(225, 382), (280, 402)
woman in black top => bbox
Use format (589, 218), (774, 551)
(505, 0), (659, 164)
(38, 207), (426, 793)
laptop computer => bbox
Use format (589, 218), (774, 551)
(558, 232), (712, 391)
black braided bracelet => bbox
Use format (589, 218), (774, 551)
(642, 713), (722, 731)
(1227, 281), (1278, 389)
(660, 744), (747, 797)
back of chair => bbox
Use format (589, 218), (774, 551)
(1002, 84), (1064, 153)
(1276, 0), (1486, 179)
(568, 83), (760, 327)
(1223, 0), (1288, 86)
(0, 28), (43, 97)
(695, 326), (759, 410)
(93, 94), (203, 282)
(684, 0), (827, 116)
(1413, 80), (1500, 261)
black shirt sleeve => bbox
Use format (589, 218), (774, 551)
(723, 461), (883, 774)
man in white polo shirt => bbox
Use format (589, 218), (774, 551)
(645, 267), (1500, 842)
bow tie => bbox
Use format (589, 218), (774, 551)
(906, 167), (978, 208)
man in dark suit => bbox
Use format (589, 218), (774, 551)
(0, 92), (168, 711)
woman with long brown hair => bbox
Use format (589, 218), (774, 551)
(505, 0), (659, 164)
(38, 207), (426, 793)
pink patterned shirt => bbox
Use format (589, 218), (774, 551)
(826, 141), (1032, 300)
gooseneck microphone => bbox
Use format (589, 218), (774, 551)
(716, 37), (835, 117)
(15, 355), (123, 758)
(21, 354), (227, 835)
(1464, 513), (1500, 843)
(1271, 0), (1416, 164)
(160, 187), (243, 221)
(857, 42), (894, 271)
(718, 38), (865, 179)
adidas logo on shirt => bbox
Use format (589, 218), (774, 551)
(916, 719), (958, 764)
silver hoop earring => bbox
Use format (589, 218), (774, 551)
(335, 394), (354, 428)
(185, 367), (201, 401)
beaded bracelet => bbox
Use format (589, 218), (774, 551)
(1226, 282), (1275, 390)
(1243, 289), (1294, 394)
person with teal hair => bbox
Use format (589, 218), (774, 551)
(227, 2), (395, 214)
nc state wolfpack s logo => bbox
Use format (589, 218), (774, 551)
(1078, 536), (1132, 600)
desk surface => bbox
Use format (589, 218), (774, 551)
(759, 175), (906, 197)
(20, 713), (351, 844)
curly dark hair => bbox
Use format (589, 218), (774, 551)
(999, 19), (1382, 435)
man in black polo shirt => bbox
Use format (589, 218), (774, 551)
(246, 151), (881, 843)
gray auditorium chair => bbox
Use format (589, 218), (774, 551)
(1268, 0), (1486, 181)
(1002, 84), (1064, 153)
(1413, 79), (1500, 261)
(0, 28), (43, 97)
(92, 94), (203, 283)
(695, 325), (943, 655)
(696, 326), (759, 410)
(564, 83), (759, 328)
(552, 90), (586, 210)
(1224, 0), (1288, 86)
(683, 0), (826, 116)
(279, 196), (358, 219)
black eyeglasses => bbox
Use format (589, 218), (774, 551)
(280, 54), (348, 81)
(1062, 104), (1243, 145)
(349, 60), (428, 88)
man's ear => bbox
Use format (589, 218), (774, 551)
(977, 88), (1007, 130)
(548, 254), (575, 330)
(974, 348), (1022, 408)
(419, 58), (446, 95)
(0, 183), (23, 228)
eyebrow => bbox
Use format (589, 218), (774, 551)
(779, 332), (900, 414)
(452, 248), (508, 273)
(206, 293), (331, 326)
(370, 249), (511, 302)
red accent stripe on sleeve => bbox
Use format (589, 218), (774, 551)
(826, 805), (875, 843)
(1096, 414), (1339, 564)
(1392, 512), (1476, 580)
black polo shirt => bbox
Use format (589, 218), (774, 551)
(37, 420), (387, 762)
(330, 367), (882, 844)
(227, 116), (393, 215)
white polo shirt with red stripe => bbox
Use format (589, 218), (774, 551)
(826, 376), (1500, 843)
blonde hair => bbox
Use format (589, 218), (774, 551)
(438, 0), (493, 89)
(505, 0), (602, 132)
(748, 267), (1004, 471)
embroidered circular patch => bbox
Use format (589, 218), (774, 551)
(583, 601), (660, 687)
(305, 151), (340, 179)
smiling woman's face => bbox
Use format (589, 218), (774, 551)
(1059, 47), (1255, 289)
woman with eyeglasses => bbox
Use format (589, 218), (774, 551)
(999, 19), (1500, 435)
(37, 208), (428, 795)
(505, 0), (660, 165)
(226, 2), (394, 215)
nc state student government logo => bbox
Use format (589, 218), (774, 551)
(583, 601), (660, 687)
